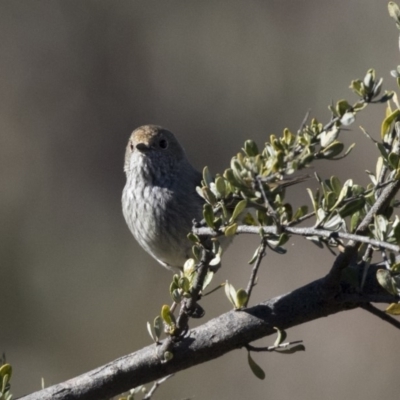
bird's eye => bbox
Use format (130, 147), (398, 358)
(130, 142), (134, 151)
(159, 139), (168, 149)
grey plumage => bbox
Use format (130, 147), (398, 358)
(122, 125), (203, 270)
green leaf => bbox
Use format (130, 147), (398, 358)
(320, 141), (344, 159)
(381, 109), (400, 139)
(224, 168), (244, 189)
(215, 176), (226, 198)
(0, 364), (12, 390)
(202, 166), (213, 187)
(230, 200), (247, 223)
(235, 289), (248, 308)
(349, 79), (363, 97)
(247, 352), (265, 380)
(376, 269), (398, 296)
(154, 316), (162, 341)
(388, 152), (400, 169)
(350, 211), (361, 232)
(179, 276), (190, 293)
(275, 344), (306, 354)
(336, 99), (351, 116)
(202, 186), (217, 206)
(292, 205), (308, 221)
(388, 2), (400, 29)
(203, 203), (215, 229)
(248, 247), (260, 264)
(187, 232), (200, 243)
(225, 223), (238, 236)
(163, 351), (174, 361)
(331, 176), (343, 194)
(385, 303), (400, 315)
(243, 140), (259, 156)
(147, 321), (156, 342)
(161, 305), (175, 327)
(338, 198), (365, 218)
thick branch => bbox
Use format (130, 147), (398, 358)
(19, 265), (393, 400)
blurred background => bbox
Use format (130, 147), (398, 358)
(1, 1), (399, 399)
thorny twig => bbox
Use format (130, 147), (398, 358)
(245, 340), (304, 352)
(244, 237), (268, 307)
(142, 375), (174, 400)
(193, 225), (400, 253)
(360, 303), (400, 330)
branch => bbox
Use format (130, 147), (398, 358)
(245, 237), (267, 307)
(193, 226), (400, 253)
(360, 303), (400, 329)
(19, 265), (392, 400)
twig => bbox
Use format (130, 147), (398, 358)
(193, 225), (400, 253)
(245, 340), (303, 352)
(361, 303), (400, 330)
(256, 176), (279, 227)
(245, 237), (268, 307)
(298, 109), (311, 134)
(175, 247), (212, 335)
(142, 375), (174, 400)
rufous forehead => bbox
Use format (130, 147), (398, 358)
(131, 126), (162, 144)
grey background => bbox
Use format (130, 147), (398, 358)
(1, 1), (399, 399)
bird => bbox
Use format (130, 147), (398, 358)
(122, 125), (204, 271)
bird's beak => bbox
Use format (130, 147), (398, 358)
(136, 142), (151, 152)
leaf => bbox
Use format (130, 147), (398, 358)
(230, 200), (247, 223)
(388, 152), (400, 169)
(147, 321), (156, 342)
(320, 126), (339, 147)
(376, 269), (398, 296)
(235, 289), (248, 309)
(340, 112), (355, 126)
(247, 352), (265, 380)
(381, 109), (400, 139)
(388, 2), (400, 29)
(0, 364), (12, 384)
(202, 166), (213, 187)
(153, 316), (162, 341)
(243, 140), (259, 156)
(183, 258), (196, 276)
(274, 327), (287, 346)
(248, 247), (260, 264)
(336, 99), (351, 116)
(163, 351), (174, 361)
(202, 271), (214, 291)
(385, 303), (400, 315)
(161, 305), (175, 327)
(224, 281), (237, 307)
(215, 176), (226, 198)
(225, 223), (238, 236)
(338, 198), (365, 219)
(330, 176), (342, 196)
(374, 214), (388, 241)
(203, 204), (215, 229)
(187, 232), (200, 243)
(320, 141), (344, 159)
(275, 344), (306, 354)
(179, 276), (190, 293)
(201, 186), (217, 206)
